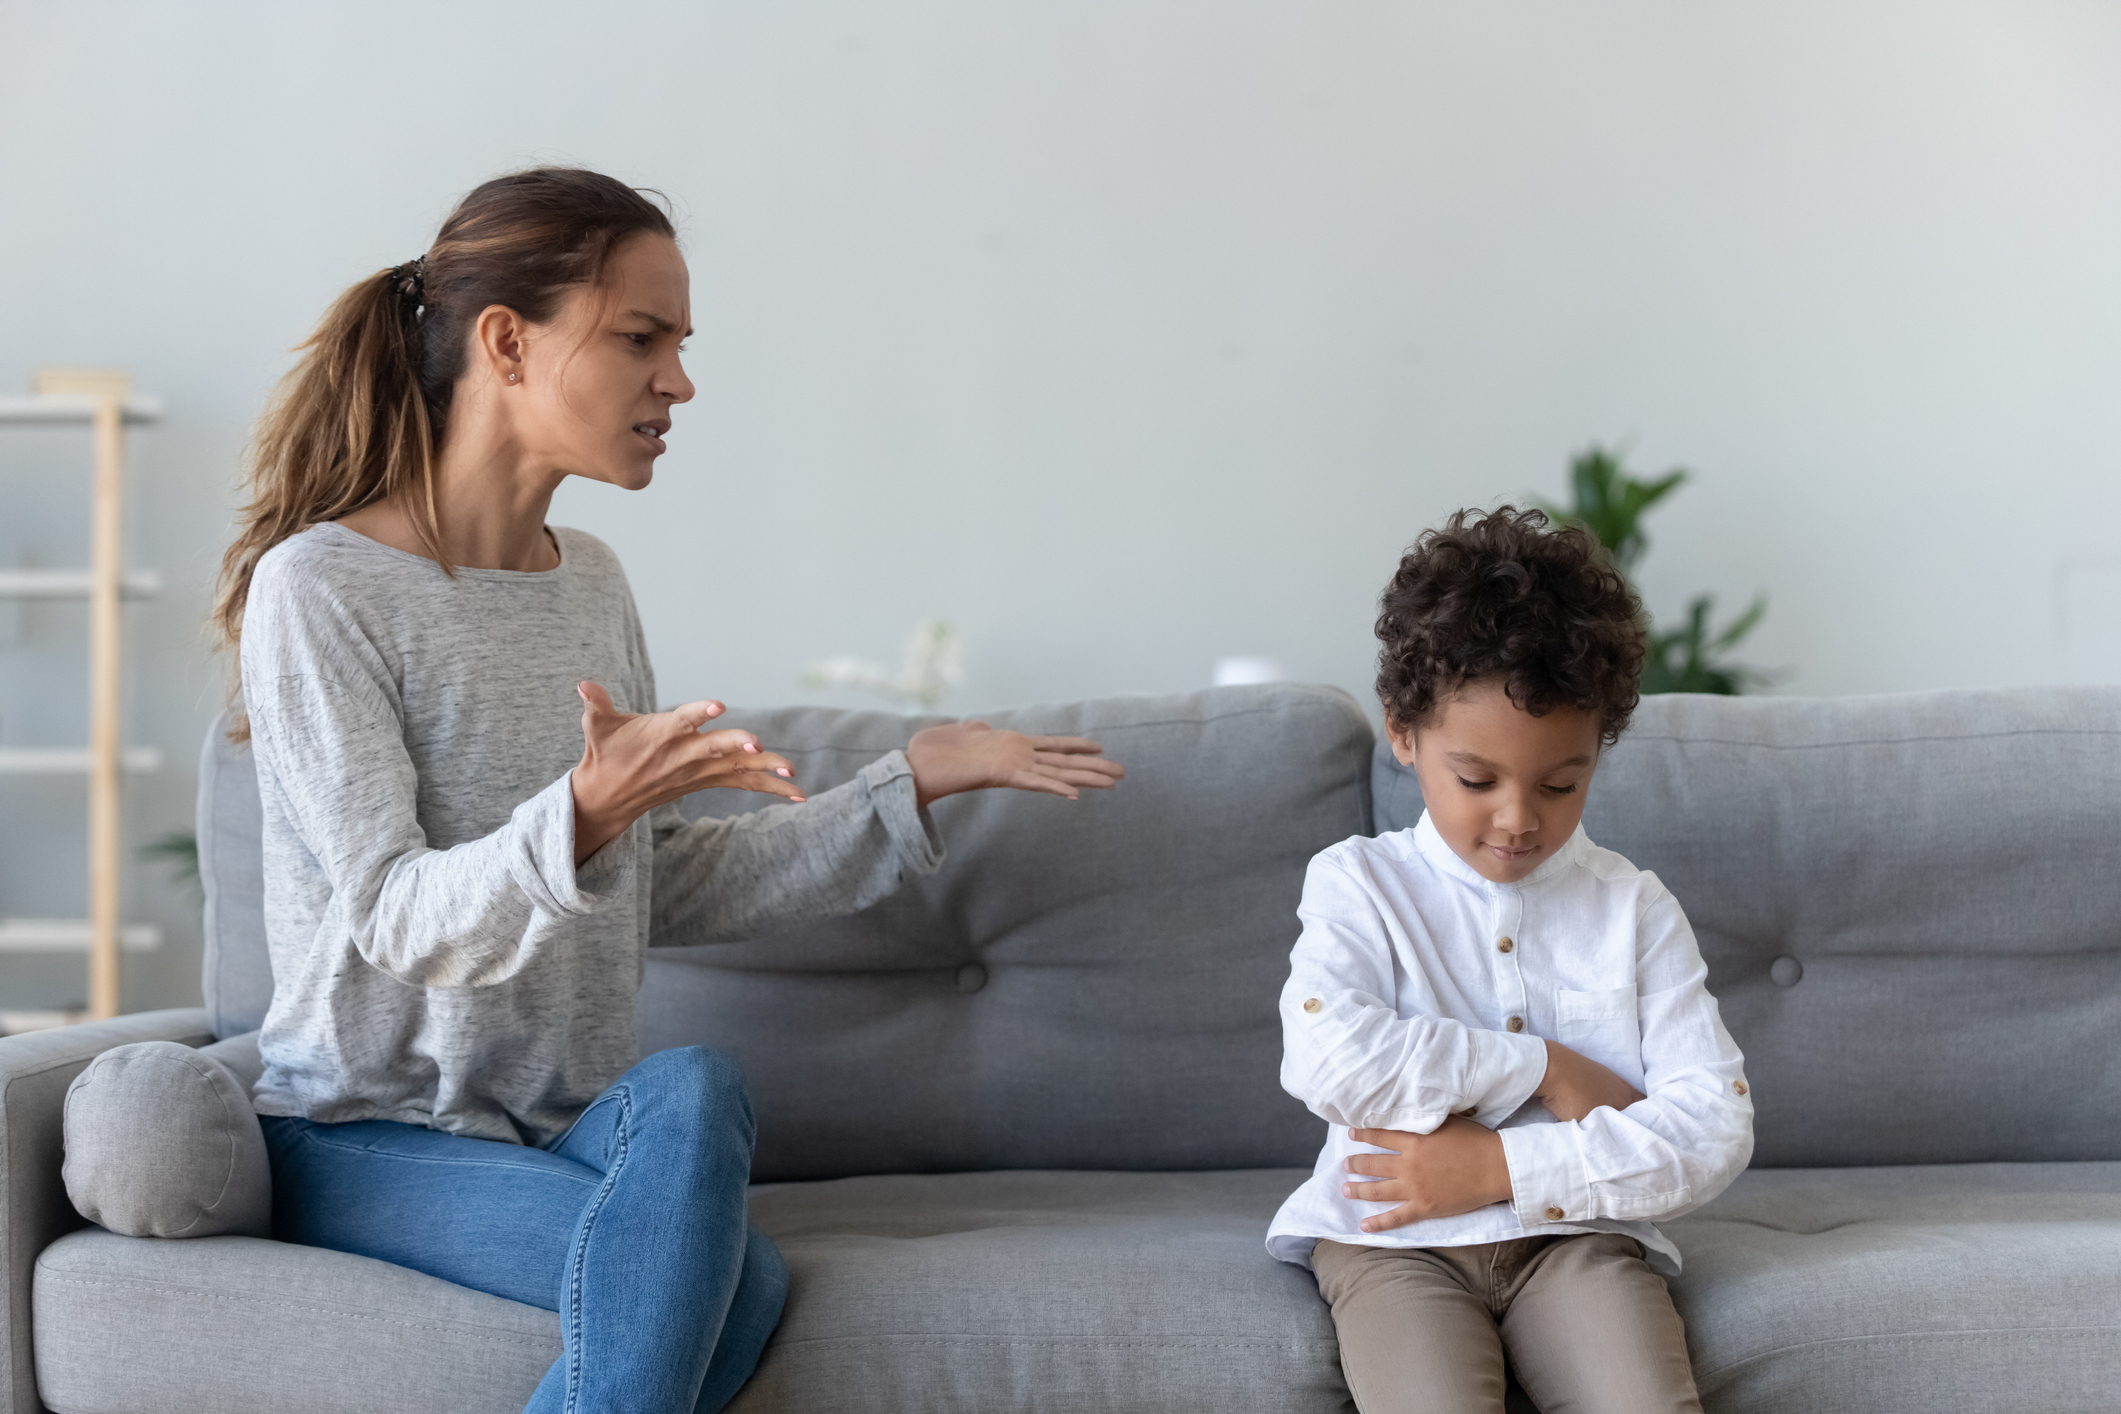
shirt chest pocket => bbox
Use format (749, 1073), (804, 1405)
(1554, 985), (1646, 1094)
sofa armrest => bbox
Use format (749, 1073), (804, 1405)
(0, 1009), (214, 1414)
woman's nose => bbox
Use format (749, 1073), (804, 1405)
(661, 357), (696, 405)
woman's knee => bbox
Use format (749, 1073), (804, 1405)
(744, 1224), (790, 1315)
(629, 1046), (755, 1137)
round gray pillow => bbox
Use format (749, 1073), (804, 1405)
(62, 1040), (272, 1238)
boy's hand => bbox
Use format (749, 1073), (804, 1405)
(1536, 1039), (1646, 1122)
(1342, 1117), (1514, 1233)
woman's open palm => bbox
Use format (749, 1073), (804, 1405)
(905, 720), (1125, 808)
(571, 681), (804, 861)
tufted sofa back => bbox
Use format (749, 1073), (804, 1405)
(645, 686), (1368, 1179)
(199, 685), (1371, 1179)
(1374, 687), (2121, 1169)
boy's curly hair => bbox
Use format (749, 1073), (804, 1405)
(1375, 505), (1646, 746)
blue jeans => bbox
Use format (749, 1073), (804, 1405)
(261, 1047), (787, 1414)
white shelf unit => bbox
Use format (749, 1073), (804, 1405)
(0, 373), (164, 1018)
(0, 570), (163, 599)
(0, 920), (162, 953)
(0, 748), (164, 774)
(0, 395), (164, 426)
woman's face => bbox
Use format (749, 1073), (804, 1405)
(514, 232), (695, 491)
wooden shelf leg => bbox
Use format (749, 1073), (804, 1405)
(87, 395), (124, 1020)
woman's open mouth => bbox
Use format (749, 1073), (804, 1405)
(632, 420), (669, 454)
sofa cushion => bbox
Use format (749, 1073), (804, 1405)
(61, 1042), (269, 1239)
(32, 1229), (557, 1414)
(644, 686), (1370, 1181)
(1665, 1161), (2121, 1413)
(732, 1167), (1342, 1414)
(197, 713), (272, 1041)
(1376, 688), (2121, 1167)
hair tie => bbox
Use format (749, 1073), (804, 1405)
(389, 256), (427, 313)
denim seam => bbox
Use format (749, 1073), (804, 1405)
(562, 1086), (633, 1414)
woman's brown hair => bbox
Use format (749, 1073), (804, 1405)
(211, 167), (675, 736)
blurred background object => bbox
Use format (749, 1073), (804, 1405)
(1213, 656), (1289, 688)
(1539, 445), (1772, 695)
(803, 619), (966, 710)
(4, 0), (2118, 1013)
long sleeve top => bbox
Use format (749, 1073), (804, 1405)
(243, 523), (943, 1147)
(1266, 813), (1753, 1274)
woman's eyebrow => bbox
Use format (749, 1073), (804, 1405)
(624, 310), (694, 337)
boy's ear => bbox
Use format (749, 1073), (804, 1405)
(1385, 719), (1417, 768)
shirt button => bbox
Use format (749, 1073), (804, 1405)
(1507, 1016), (1525, 1033)
(1302, 998), (1322, 1014)
(1497, 937), (1514, 953)
(1545, 1206), (1566, 1221)
(1733, 1079), (1748, 1096)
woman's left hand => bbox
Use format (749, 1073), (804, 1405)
(905, 720), (1125, 809)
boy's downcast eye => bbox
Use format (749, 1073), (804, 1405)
(1543, 783), (1579, 796)
(1455, 776), (1495, 791)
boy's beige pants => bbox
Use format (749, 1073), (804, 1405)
(1310, 1234), (1703, 1414)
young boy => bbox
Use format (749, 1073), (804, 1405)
(1268, 506), (1754, 1414)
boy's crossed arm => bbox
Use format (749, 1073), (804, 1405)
(1339, 1042), (1643, 1233)
(1280, 859), (1750, 1236)
(1280, 857), (1572, 1131)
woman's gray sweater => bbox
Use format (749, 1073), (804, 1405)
(241, 523), (942, 1147)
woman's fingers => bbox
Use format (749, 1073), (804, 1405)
(1038, 766), (1121, 790)
(1007, 770), (1080, 801)
(712, 768), (807, 803)
(1027, 735), (1105, 755)
(697, 747), (792, 779)
(1031, 749), (1124, 772)
(692, 727), (763, 758)
(1032, 757), (1123, 783)
(669, 699), (727, 730)
(578, 681), (621, 718)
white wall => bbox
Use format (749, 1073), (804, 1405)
(3, 1), (2118, 1010)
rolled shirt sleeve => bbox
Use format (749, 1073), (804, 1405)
(1497, 894), (1754, 1227)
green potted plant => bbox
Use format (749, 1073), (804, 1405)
(1541, 446), (1769, 695)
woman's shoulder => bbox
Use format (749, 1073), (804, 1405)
(550, 525), (626, 578)
(251, 525), (375, 617)
(253, 522), (439, 602)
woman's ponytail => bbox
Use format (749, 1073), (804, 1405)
(212, 167), (676, 739)
(212, 262), (442, 737)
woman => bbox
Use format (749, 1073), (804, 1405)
(212, 167), (1123, 1414)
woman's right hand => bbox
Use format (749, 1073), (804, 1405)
(570, 681), (805, 863)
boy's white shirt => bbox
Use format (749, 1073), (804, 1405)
(1267, 812), (1754, 1276)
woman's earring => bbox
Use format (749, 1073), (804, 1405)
(507, 373), (518, 383)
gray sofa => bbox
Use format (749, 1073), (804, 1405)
(2, 683), (2115, 1413)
